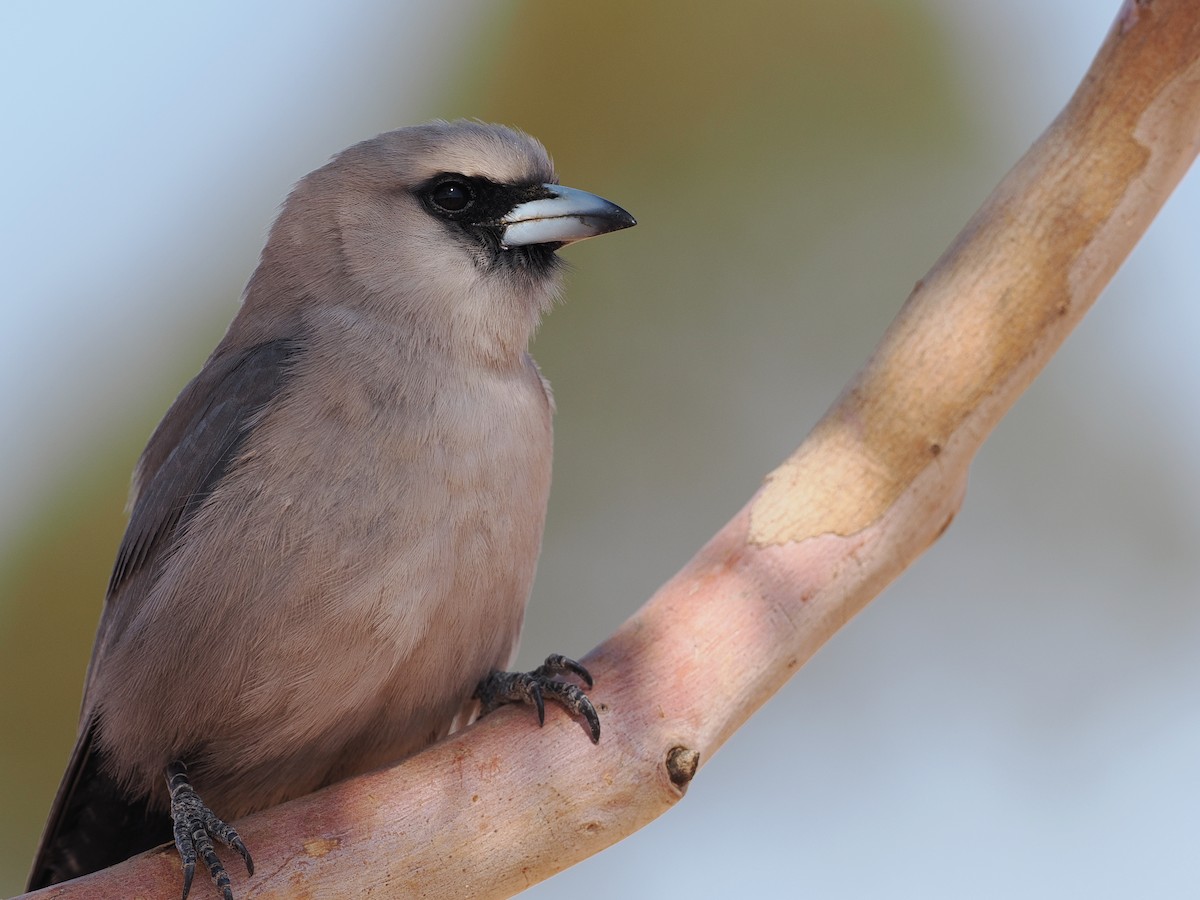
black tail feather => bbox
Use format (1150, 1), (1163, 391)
(28, 721), (172, 890)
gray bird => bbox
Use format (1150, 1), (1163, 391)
(28, 120), (635, 899)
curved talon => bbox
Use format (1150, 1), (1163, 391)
(232, 835), (254, 875)
(181, 859), (195, 900)
(577, 695), (601, 743)
(539, 679), (601, 743)
(574, 664), (595, 689)
(530, 680), (546, 725)
(582, 704), (601, 743)
(539, 654), (593, 689)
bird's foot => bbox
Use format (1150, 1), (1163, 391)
(166, 761), (254, 900)
(475, 653), (600, 743)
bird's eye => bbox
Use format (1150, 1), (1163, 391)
(429, 180), (473, 213)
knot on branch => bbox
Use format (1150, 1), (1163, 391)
(665, 745), (700, 790)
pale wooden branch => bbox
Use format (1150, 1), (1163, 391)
(23, 2), (1200, 898)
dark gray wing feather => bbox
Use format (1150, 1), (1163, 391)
(108, 337), (305, 594)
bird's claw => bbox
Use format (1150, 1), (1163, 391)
(166, 762), (253, 900)
(475, 654), (601, 743)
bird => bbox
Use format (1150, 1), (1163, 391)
(28, 120), (635, 899)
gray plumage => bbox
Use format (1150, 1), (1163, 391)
(30, 121), (634, 894)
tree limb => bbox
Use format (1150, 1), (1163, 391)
(22, 1), (1200, 897)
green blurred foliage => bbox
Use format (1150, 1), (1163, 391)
(0, 1), (970, 893)
(0, 457), (125, 878)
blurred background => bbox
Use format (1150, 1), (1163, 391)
(2, 1), (1198, 896)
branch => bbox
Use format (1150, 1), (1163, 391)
(23, 2), (1200, 897)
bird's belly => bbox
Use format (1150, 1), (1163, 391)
(202, 379), (552, 812)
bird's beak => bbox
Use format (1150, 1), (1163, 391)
(500, 184), (636, 249)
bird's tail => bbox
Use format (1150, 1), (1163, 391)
(27, 719), (172, 890)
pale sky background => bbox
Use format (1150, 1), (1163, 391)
(0, 0), (479, 543)
(2, 2), (1199, 898)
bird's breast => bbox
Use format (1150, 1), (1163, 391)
(271, 355), (555, 643)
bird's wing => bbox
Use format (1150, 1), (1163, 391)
(28, 336), (304, 890)
(81, 336), (305, 698)
(108, 337), (306, 596)
(26, 719), (171, 889)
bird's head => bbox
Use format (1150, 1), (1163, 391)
(254, 121), (635, 363)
